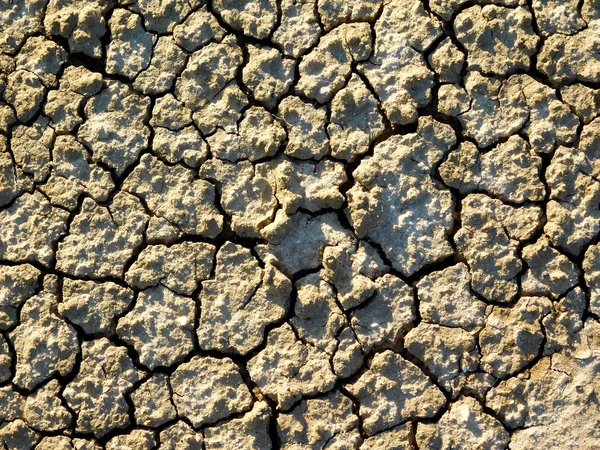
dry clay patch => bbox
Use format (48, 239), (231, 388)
(0, 0), (600, 448)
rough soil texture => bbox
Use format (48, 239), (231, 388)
(0, 0), (599, 449)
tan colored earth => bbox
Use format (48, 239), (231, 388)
(1, 0), (600, 448)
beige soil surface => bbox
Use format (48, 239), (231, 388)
(1, 0), (600, 448)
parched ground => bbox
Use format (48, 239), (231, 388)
(1, 0), (600, 448)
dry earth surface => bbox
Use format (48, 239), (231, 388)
(1, 0), (600, 448)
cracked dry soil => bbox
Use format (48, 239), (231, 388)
(1, 0), (600, 448)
